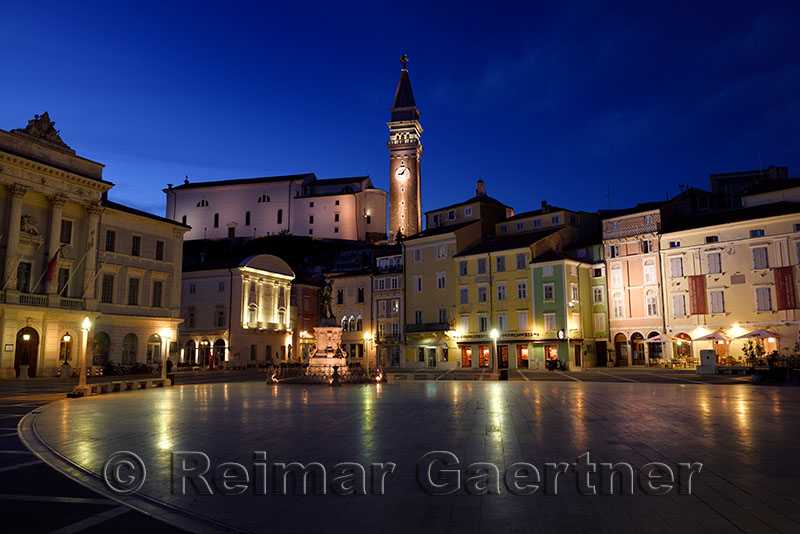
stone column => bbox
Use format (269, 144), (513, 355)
(256, 281), (264, 325)
(171, 228), (184, 310)
(46, 194), (66, 294)
(81, 203), (102, 300)
(242, 278), (250, 323)
(3, 184), (28, 289)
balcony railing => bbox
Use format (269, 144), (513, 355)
(19, 293), (48, 307)
(377, 333), (403, 343)
(60, 297), (86, 310)
(406, 322), (451, 333)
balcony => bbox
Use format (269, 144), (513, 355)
(60, 297), (86, 310)
(19, 293), (48, 307)
(377, 333), (403, 343)
(406, 322), (450, 333)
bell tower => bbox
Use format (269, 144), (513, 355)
(388, 55), (422, 240)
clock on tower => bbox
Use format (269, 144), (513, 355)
(387, 55), (422, 240)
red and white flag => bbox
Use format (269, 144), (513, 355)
(44, 246), (62, 284)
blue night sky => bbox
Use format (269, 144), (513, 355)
(1, 1), (798, 220)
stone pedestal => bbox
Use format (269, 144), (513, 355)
(18, 364), (30, 380)
(307, 324), (347, 372)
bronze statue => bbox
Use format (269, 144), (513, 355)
(400, 54), (408, 69)
(320, 280), (334, 319)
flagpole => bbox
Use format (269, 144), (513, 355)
(81, 258), (109, 299)
(47, 245), (90, 296)
(0, 241), (38, 292)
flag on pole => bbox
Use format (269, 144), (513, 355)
(44, 246), (62, 285)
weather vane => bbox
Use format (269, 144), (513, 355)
(400, 54), (408, 69)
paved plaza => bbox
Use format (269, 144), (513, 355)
(16, 380), (800, 533)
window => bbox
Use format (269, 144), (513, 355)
(215, 308), (226, 327)
(669, 241), (681, 248)
(464, 207), (472, 216)
(245, 211), (251, 226)
(131, 235), (141, 257)
(152, 281), (163, 307)
(500, 224), (508, 234)
(197, 199), (209, 207)
(413, 276), (422, 293)
(593, 313), (606, 333)
(309, 215), (314, 224)
(309, 201), (314, 207)
(182, 215), (187, 224)
(357, 287), (364, 303)
(477, 258), (487, 274)
(436, 272), (446, 290)
(646, 290), (658, 317)
(189, 283), (196, 294)
(59, 219), (72, 244)
(187, 308), (196, 328)
(257, 194), (270, 203)
(542, 265), (554, 276)
(459, 261), (468, 276)
(544, 314), (556, 332)
(101, 274), (114, 303)
(672, 294), (686, 317)
(610, 221), (620, 233)
(612, 294), (624, 318)
(517, 312), (528, 330)
(438, 308), (448, 323)
(570, 283), (578, 301)
(543, 283), (555, 302)
(669, 257), (684, 278)
(643, 260), (656, 285)
(127, 278), (140, 305)
(516, 222), (524, 231)
(432, 214), (440, 225)
(497, 314), (507, 331)
(611, 264), (622, 287)
(752, 247), (769, 270)
(532, 218), (540, 228)
(592, 267), (603, 278)
(337, 289), (344, 304)
(213, 213), (219, 228)
(710, 290), (725, 314)
(218, 281), (225, 292)
(496, 256), (506, 272)
(516, 253), (526, 270)
(750, 229), (765, 238)
(705, 235), (718, 243)
(607, 244), (620, 258)
(277, 209), (283, 224)
(478, 286), (488, 303)
(334, 213), (339, 222)
(105, 230), (116, 252)
(551, 215), (560, 225)
(459, 287), (469, 304)
(448, 210), (456, 220)
(459, 316), (470, 334)
(497, 283), (507, 301)
(517, 281), (527, 299)
(755, 287), (772, 311)
(414, 310), (423, 324)
(644, 215), (654, 226)
(707, 252), (722, 274)
(436, 244), (448, 259)
(56, 267), (69, 295)
(478, 316), (488, 332)
(155, 240), (164, 261)
(593, 286), (604, 304)
(413, 249), (422, 262)
(794, 223), (800, 232)
(641, 239), (652, 253)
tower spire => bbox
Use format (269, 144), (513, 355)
(391, 55), (419, 121)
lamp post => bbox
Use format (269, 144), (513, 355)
(76, 317), (91, 395)
(490, 329), (499, 377)
(363, 331), (373, 372)
(161, 328), (171, 382)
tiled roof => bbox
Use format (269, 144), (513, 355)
(403, 220), (478, 241)
(102, 200), (190, 228)
(743, 179), (800, 196)
(167, 173), (314, 191)
(663, 202), (800, 233)
(455, 228), (561, 257)
(424, 195), (510, 214)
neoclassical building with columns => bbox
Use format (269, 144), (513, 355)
(0, 113), (189, 378)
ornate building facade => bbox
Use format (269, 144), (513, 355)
(0, 113), (188, 378)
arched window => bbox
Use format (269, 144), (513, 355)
(93, 332), (111, 366)
(257, 194), (270, 203)
(185, 340), (196, 364)
(213, 339), (226, 362)
(277, 209), (283, 224)
(643, 259), (656, 285)
(610, 263), (623, 287)
(146, 334), (162, 364)
(645, 290), (658, 317)
(341, 317), (348, 331)
(612, 292), (624, 319)
(356, 315), (363, 331)
(196, 199), (209, 207)
(248, 304), (258, 326)
(59, 332), (74, 363)
(122, 333), (137, 365)
(348, 316), (356, 331)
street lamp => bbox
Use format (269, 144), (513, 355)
(363, 331), (373, 372)
(490, 329), (499, 375)
(161, 328), (171, 382)
(76, 317), (91, 395)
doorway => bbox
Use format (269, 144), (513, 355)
(574, 344), (582, 367)
(596, 341), (607, 366)
(498, 345), (509, 369)
(15, 327), (39, 377)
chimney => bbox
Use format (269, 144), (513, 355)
(541, 200), (548, 213)
(475, 179), (486, 197)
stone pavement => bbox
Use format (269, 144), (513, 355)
(19, 380), (800, 533)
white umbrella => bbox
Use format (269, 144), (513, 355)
(694, 331), (731, 342)
(646, 333), (672, 343)
(736, 329), (779, 339)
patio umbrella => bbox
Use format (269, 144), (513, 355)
(694, 331), (731, 342)
(646, 333), (672, 343)
(736, 329), (779, 339)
